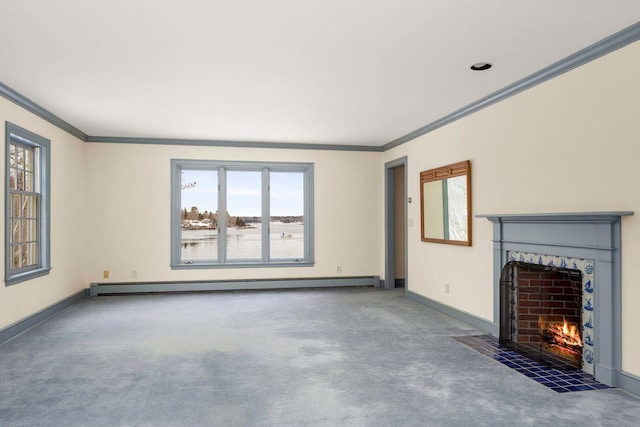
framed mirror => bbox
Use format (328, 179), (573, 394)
(420, 160), (471, 246)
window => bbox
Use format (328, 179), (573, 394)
(5, 122), (51, 285)
(171, 160), (313, 268)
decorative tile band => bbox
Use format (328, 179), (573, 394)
(507, 251), (595, 375)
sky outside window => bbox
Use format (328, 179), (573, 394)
(182, 169), (304, 217)
(270, 172), (303, 216)
(181, 169), (217, 212)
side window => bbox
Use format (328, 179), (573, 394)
(171, 160), (314, 268)
(5, 123), (51, 285)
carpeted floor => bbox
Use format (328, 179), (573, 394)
(1, 287), (639, 426)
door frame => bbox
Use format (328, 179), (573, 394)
(384, 156), (408, 290)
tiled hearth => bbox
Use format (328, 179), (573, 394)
(455, 335), (609, 393)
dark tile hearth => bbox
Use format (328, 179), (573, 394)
(454, 334), (610, 393)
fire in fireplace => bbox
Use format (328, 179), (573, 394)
(499, 261), (583, 370)
(540, 317), (582, 365)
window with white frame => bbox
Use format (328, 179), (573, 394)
(5, 122), (51, 285)
(171, 160), (314, 268)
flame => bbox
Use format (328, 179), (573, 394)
(544, 317), (582, 348)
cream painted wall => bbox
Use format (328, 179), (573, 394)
(382, 41), (640, 375)
(0, 97), (86, 330)
(2, 33), (639, 379)
(83, 143), (383, 283)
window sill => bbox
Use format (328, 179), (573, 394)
(171, 261), (314, 270)
(5, 267), (52, 286)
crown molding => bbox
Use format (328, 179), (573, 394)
(3, 21), (639, 152)
(86, 135), (383, 152)
(383, 22), (640, 151)
(0, 80), (381, 151)
(0, 81), (88, 141)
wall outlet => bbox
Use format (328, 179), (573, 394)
(103, 270), (109, 279)
(337, 265), (342, 273)
(131, 270), (137, 279)
(445, 283), (450, 294)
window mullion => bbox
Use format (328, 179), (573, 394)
(170, 163), (181, 266)
(304, 168), (313, 261)
(262, 168), (270, 263)
(218, 167), (227, 263)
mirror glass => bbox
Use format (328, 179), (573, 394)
(420, 161), (471, 246)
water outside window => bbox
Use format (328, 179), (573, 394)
(180, 169), (218, 261)
(270, 172), (304, 259)
(179, 167), (307, 264)
(226, 171), (262, 260)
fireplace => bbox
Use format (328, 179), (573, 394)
(499, 261), (584, 371)
(478, 212), (632, 387)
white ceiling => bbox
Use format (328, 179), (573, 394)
(1, 1), (639, 147)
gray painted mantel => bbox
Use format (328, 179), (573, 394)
(477, 212), (633, 388)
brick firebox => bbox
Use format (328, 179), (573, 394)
(500, 261), (583, 370)
(515, 264), (582, 345)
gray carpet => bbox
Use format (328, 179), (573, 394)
(1, 288), (639, 426)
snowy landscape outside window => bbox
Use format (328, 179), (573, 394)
(171, 160), (313, 268)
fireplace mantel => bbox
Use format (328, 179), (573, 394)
(478, 211), (633, 387)
(478, 211), (633, 223)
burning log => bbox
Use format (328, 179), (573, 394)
(539, 317), (582, 354)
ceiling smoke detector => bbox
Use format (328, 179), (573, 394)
(470, 62), (493, 71)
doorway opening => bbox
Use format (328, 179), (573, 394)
(385, 157), (408, 289)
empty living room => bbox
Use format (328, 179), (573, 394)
(1, 1), (640, 426)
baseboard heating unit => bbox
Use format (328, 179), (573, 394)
(89, 276), (380, 296)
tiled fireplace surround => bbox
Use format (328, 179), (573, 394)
(479, 212), (633, 388)
(501, 252), (593, 373)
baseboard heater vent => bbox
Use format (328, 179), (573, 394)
(89, 276), (380, 296)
